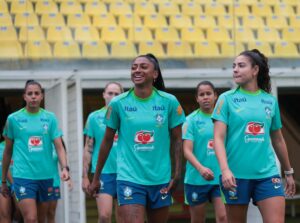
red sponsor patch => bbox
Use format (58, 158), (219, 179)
(245, 122), (264, 135)
(134, 130), (154, 144)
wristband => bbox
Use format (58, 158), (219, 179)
(61, 166), (70, 172)
(284, 168), (294, 176)
(2, 181), (7, 184)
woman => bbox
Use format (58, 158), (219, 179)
(212, 49), (295, 223)
(82, 82), (123, 223)
(183, 81), (227, 223)
(89, 54), (185, 223)
(1, 80), (70, 223)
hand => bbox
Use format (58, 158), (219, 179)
(88, 179), (100, 197)
(1, 183), (10, 198)
(61, 168), (70, 182)
(221, 168), (237, 191)
(199, 166), (214, 181)
(82, 177), (90, 194)
(285, 175), (296, 198)
(67, 178), (74, 191)
(161, 175), (181, 195)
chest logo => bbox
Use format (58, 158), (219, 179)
(245, 122), (264, 135)
(134, 130), (154, 144)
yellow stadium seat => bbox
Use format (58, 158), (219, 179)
(194, 15), (216, 29)
(169, 14), (192, 29)
(282, 0), (299, 5)
(290, 15), (300, 28)
(273, 4), (295, 16)
(228, 3), (250, 16)
(181, 27), (205, 42)
(128, 26), (153, 42)
(144, 14), (168, 29)
(41, 13), (65, 28)
(0, 41), (23, 59)
(118, 14), (142, 28)
(133, 2), (156, 16)
(0, 13), (13, 26)
(155, 27), (180, 43)
(47, 26), (73, 42)
(215, 0), (234, 4)
(181, 2), (202, 16)
(263, 0), (281, 5)
(110, 41), (137, 58)
(100, 26), (126, 42)
(217, 15), (240, 28)
(0, 0), (8, 13)
(101, 0), (125, 3)
(166, 41), (193, 58)
(82, 41), (109, 58)
(138, 41), (166, 59)
(251, 4), (273, 16)
(266, 15), (288, 28)
(84, 1), (107, 16)
(67, 14), (91, 28)
(53, 41), (81, 59)
(220, 41), (245, 57)
(257, 28), (280, 42)
(158, 2), (180, 16)
(93, 14), (117, 28)
(151, 0), (170, 4)
(241, 15), (264, 28)
(126, 0), (148, 3)
(247, 41), (273, 57)
(10, 0), (34, 14)
(273, 41), (299, 58)
(35, 0), (58, 15)
(236, 0), (259, 4)
(194, 41), (220, 58)
(60, 1), (83, 15)
(0, 26), (18, 41)
(25, 41), (52, 59)
(19, 26), (45, 42)
(14, 12), (39, 27)
(74, 26), (99, 42)
(203, 3), (227, 15)
(78, 0), (96, 3)
(232, 27), (256, 42)
(109, 2), (132, 15)
(282, 27), (300, 42)
(206, 27), (231, 42)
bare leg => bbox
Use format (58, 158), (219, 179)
(225, 204), (248, 223)
(47, 200), (58, 223)
(37, 202), (48, 223)
(189, 202), (206, 223)
(147, 206), (169, 223)
(119, 204), (145, 223)
(96, 194), (114, 223)
(18, 199), (38, 223)
(257, 196), (285, 223)
(0, 193), (12, 223)
(212, 197), (227, 223)
(114, 200), (121, 223)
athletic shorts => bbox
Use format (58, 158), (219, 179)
(184, 184), (221, 206)
(117, 180), (172, 209)
(13, 178), (54, 202)
(220, 175), (285, 205)
(99, 173), (117, 198)
(49, 186), (61, 201)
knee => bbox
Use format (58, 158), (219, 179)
(99, 213), (111, 223)
(24, 216), (38, 223)
(47, 209), (56, 220)
(216, 213), (227, 223)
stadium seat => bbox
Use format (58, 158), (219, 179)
(0, 41), (23, 59)
(0, 0), (8, 13)
(109, 2), (132, 15)
(166, 41), (193, 59)
(217, 15), (240, 28)
(232, 27), (256, 42)
(256, 28), (281, 42)
(133, 2), (156, 16)
(53, 41), (81, 59)
(266, 15), (288, 28)
(41, 13), (65, 28)
(47, 26), (73, 42)
(77, 0), (97, 3)
(194, 41), (220, 58)
(128, 26), (153, 42)
(181, 27), (206, 43)
(228, 3), (250, 16)
(158, 2), (180, 16)
(82, 41), (109, 58)
(110, 41), (137, 59)
(35, 0), (59, 15)
(247, 41), (273, 57)
(54, 0), (77, 3)
(125, 0), (148, 3)
(241, 15), (265, 28)
(290, 15), (300, 28)
(194, 15), (217, 29)
(154, 27), (180, 43)
(273, 4), (295, 16)
(60, 1), (83, 15)
(67, 14), (91, 28)
(84, 1), (107, 16)
(169, 14), (193, 29)
(0, 26), (18, 41)
(273, 41), (299, 58)
(0, 13), (13, 26)
(251, 4), (273, 16)
(282, 27), (300, 42)
(25, 40), (52, 59)
(74, 26), (99, 42)
(181, 2), (202, 16)
(14, 12), (39, 27)
(118, 14), (143, 28)
(10, 0), (34, 14)
(206, 27), (231, 42)
(263, 0), (281, 4)
(215, 0), (235, 4)
(220, 41), (245, 57)
(144, 14), (168, 29)
(203, 3), (227, 15)
(138, 41), (166, 59)
(237, 0), (259, 5)
(282, 0), (299, 5)
(93, 14), (117, 28)
(100, 26), (127, 42)
(19, 26), (46, 42)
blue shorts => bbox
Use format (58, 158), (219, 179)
(99, 173), (117, 198)
(184, 184), (221, 206)
(49, 186), (61, 201)
(13, 178), (54, 202)
(220, 175), (285, 205)
(117, 180), (172, 209)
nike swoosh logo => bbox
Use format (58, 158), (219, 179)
(161, 195), (168, 200)
(274, 185), (281, 189)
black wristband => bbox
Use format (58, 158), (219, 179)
(61, 166), (70, 172)
(2, 181), (7, 184)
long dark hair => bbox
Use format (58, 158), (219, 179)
(239, 49), (271, 93)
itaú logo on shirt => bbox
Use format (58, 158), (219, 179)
(245, 122), (264, 135)
(134, 131), (154, 144)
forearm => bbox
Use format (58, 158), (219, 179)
(82, 137), (93, 178)
(183, 141), (203, 172)
(54, 138), (68, 169)
(7, 170), (13, 184)
(272, 135), (292, 171)
(2, 150), (12, 182)
(173, 139), (183, 178)
(214, 121), (229, 172)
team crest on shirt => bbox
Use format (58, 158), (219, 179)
(28, 136), (43, 152)
(192, 192), (198, 202)
(244, 122), (265, 143)
(265, 107), (272, 119)
(124, 186), (133, 200)
(155, 114), (164, 127)
(134, 130), (155, 152)
(43, 124), (49, 134)
(207, 139), (215, 156)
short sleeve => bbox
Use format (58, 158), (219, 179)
(3, 116), (14, 140)
(182, 117), (194, 141)
(271, 99), (282, 131)
(83, 114), (94, 137)
(211, 94), (229, 125)
(168, 97), (185, 129)
(50, 115), (63, 140)
(104, 99), (120, 130)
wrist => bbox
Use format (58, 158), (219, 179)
(221, 167), (229, 173)
(61, 165), (70, 172)
(2, 180), (7, 184)
(284, 168), (294, 176)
